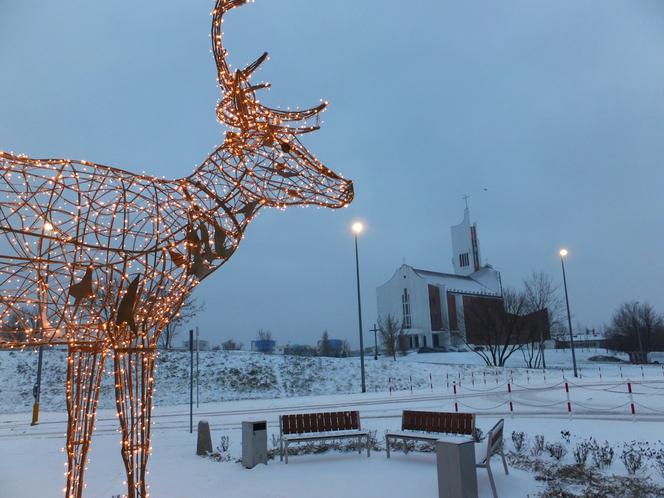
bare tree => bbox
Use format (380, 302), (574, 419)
(157, 295), (205, 350)
(255, 329), (273, 353)
(463, 289), (529, 367)
(606, 301), (664, 363)
(398, 328), (408, 356)
(379, 314), (401, 361)
(256, 329), (272, 341)
(222, 339), (243, 351)
(521, 270), (560, 368)
(319, 330), (331, 357)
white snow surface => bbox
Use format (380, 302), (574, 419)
(2, 348), (664, 497)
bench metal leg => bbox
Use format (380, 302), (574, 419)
(500, 450), (509, 475)
(284, 441), (289, 464)
(279, 439), (283, 462)
(403, 437), (409, 455)
(386, 435), (391, 458)
(366, 435), (370, 457)
(486, 462), (498, 498)
(358, 435), (362, 454)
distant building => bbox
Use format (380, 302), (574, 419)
(556, 329), (607, 350)
(376, 206), (549, 350)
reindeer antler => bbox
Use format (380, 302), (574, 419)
(211, 0), (327, 134)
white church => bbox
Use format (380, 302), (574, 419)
(376, 207), (503, 350)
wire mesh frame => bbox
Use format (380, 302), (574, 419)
(0, 1), (353, 496)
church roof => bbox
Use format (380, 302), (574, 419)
(412, 267), (500, 296)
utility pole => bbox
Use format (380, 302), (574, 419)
(30, 345), (44, 426)
(370, 323), (380, 360)
(195, 326), (200, 408)
(189, 329), (194, 433)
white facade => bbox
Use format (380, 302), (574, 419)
(451, 207), (481, 276)
(376, 208), (502, 351)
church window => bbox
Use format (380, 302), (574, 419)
(459, 253), (469, 267)
(402, 288), (412, 329)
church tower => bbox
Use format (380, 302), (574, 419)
(450, 205), (481, 276)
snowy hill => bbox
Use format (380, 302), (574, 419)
(0, 349), (456, 414)
(1, 348), (659, 415)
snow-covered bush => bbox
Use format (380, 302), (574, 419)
(654, 447), (664, 479)
(546, 442), (567, 461)
(511, 431), (526, 453)
(620, 442), (653, 476)
(590, 439), (614, 470)
(560, 430), (571, 444)
(572, 439), (591, 467)
(621, 447), (644, 476)
(531, 434), (545, 456)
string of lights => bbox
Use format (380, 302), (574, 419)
(0, 0), (353, 496)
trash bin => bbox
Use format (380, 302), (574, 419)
(242, 421), (268, 469)
(436, 436), (478, 498)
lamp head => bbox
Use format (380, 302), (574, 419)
(559, 248), (568, 257)
(352, 222), (364, 235)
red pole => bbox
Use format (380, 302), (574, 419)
(453, 382), (458, 412)
(507, 383), (513, 414)
(565, 382), (572, 414)
(628, 382), (636, 416)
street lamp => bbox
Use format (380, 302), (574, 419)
(352, 221), (366, 393)
(559, 249), (578, 378)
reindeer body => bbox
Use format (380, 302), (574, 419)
(0, 149), (251, 346)
(0, 0), (352, 496)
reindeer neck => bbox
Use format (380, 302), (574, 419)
(184, 144), (262, 234)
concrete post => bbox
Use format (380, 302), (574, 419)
(197, 420), (213, 455)
(436, 438), (478, 498)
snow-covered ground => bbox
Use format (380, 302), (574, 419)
(2, 348), (664, 497)
(1, 348), (661, 414)
(2, 389), (664, 498)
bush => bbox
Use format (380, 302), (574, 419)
(511, 431), (527, 453)
(654, 447), (664, 479)
(560, 430), (571, 444)
(621, 446), (644, 476)
(573, 440), (591, 467)
(531, 435), (545, 456)
(546, 442), (567, 461)
(590, 439), (614, 470)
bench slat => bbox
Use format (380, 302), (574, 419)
(400, 410), (474, 436)
(281, 410), (362, 436)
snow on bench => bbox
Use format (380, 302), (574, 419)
(278, 410), (371, 464)
(385, 410), (475, 458)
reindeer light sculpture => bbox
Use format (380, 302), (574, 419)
(0, 0), (353, 496)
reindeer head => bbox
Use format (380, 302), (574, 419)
(211, 0), (353, 209)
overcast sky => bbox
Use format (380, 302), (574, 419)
(1, 0), (663, 348)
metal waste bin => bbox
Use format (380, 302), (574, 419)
(436, 437), (478, 498)
(242, 420), (268, 468)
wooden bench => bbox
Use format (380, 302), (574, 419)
(385, 410), (475, 458)
(279, 410), (370, 464)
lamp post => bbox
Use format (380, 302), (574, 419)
(352, 222), (366, 393)
(559, 249), (578, 378)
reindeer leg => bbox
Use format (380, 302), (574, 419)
(65, 343), (107, 498)
(113, 347), (157, 498)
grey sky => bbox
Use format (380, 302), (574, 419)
(1, 0), (663, 347)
